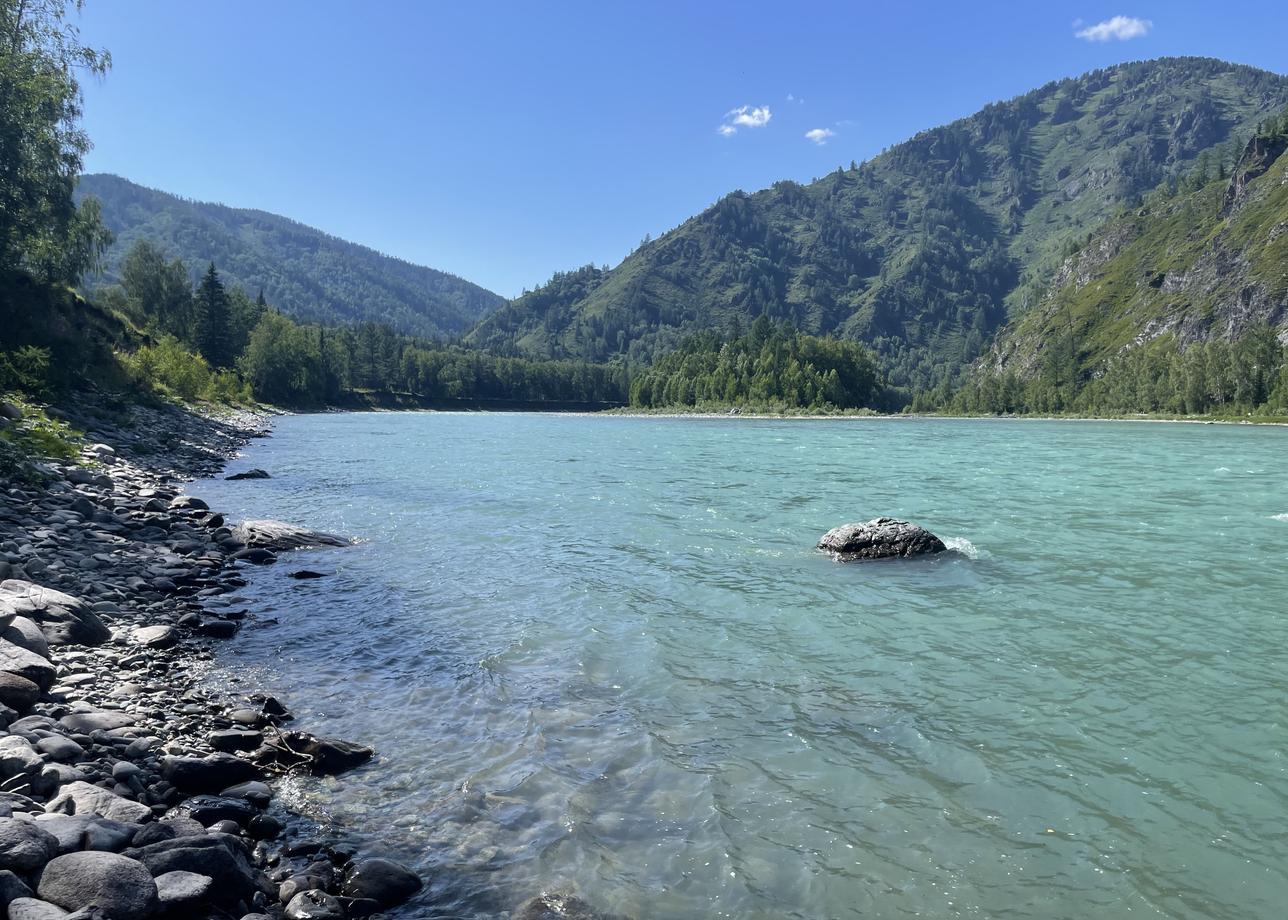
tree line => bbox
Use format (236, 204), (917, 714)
(630, 315), (891, 411)
(108, 240), (631, 407)
(922, 325), (1288, 417)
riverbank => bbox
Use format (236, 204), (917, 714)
(0, 394), (424, 919)
(599, 406), (1288, 425)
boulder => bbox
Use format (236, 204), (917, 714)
(123, 834), (258, 904)
(6, 898), (68, 920)
(816, 517), (947, 561)
(163, 795), (257, 826)
(284, 889), (345, 920)
(219, 781), (272, 808)
(161, 754), (261, 794)
(33, 815), (135, 856)
(58, 711), (136, 734)
(44, 781), (153, 824)
(0, 870), (34, 910)
(36, 851), (158, 918)
(231, 521), (347, 552)
(34, 736), (83, 764)
(129, 819), (205, 849)
(0, 672), (40, 712)
(153, 870), (213, 911)
(225, 469), (270, 481)
(0, 582), (110, 647)
(0, 641), (55, 691)
(0, 818), (60, 873)
(197, 618), (239, 639)
(209, 729), (262, 753)
(251, 732), (373, 775)
(131, 625), (177, 650)
(517, 893), (613, 920)
(0, 736), (44, 780)
(3, 618), (49, 658)
(168, 496), (209, 512)
(341, 858), (422, 909)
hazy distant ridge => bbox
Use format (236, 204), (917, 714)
(77, 173), (505, 338)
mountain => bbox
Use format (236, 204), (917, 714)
(466, 58), (1288, 387)
(76, 174), (505, 339)
(985, 115), (1288, 383)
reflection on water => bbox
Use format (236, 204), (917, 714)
(193, 415), (1288, 919)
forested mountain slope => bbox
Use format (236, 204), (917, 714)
(985, 115), (1288, 385)
(467, 58), (1288, 387)
(76, 174), (504, 338)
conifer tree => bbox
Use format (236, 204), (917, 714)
(195, 262), (233, 367)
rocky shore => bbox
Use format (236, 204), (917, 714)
(0, 396), (421, 920)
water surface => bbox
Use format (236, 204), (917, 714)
(192, 414), (1288, 919)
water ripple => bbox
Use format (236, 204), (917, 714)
(194, 414), (1288, 920)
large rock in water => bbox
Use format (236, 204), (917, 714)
(341, 858), (422, 908)
(0, 582), (110, 646)
(231, 520), (348, 551)
(817, 518), (947, 561)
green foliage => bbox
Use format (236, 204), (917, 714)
(239, 311), (628, 408)
(629, 318), (890, 411)
(0, 397), (82, 483)
(120, 239), (193, 335)
(0, 346), (52, 393)
(122, 335), (250, 403)
(468, 58), (1288, 389)
(397, 343), (628, 403)
(0, 0), (111, 283)
(0, 269), (132, 392)
(977, 109), (1288, 413)
(77, 173), (505, 338)
(239, 312), (336, 406)
(194, 262), (234, 367)
(939, 326), (1288, 418)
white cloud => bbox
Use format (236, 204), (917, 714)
(718, 104), (772, 135)
(805, 128), (835, 145)
(1075, 15), (1152, 41)
(728, 105), (771, 128)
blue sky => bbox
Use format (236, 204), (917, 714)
(75, 1), (1288, 298)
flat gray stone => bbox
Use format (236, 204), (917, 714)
(44, 782), (152, 824)
(7, 898), (69, 920)
(131, 625), (177, 650)
(231, 520), (347, 551)
(154, 870), (212, 909)
(58, 711), (136, 734)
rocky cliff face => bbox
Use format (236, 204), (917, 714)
(1221, 133), (1288, 214)
(985, 128), (1288, 379)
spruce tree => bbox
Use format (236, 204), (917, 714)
(195, 262), (233, 367)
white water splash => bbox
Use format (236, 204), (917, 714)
(945, 537), (983, 559)
(1271, 513), (1288, 522)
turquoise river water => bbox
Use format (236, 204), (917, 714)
(190, 413), (1288, 919)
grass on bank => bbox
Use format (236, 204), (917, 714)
(0, 395), (85, 482)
